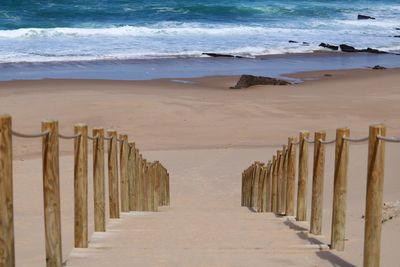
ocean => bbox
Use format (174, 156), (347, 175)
(1, 0), (399, 63)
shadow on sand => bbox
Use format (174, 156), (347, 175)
(282, 218), (356, 267)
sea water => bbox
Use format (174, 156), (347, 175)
(0, 0), (399, 63)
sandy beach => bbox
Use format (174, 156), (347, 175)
(1, 67), (400, 266)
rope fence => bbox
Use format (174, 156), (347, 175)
(241, 124), (398, 267)
(0, 114), (170, 267)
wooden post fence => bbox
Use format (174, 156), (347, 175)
(280, 145), (287, 215)
(265, 161), (272, 212)
(286, 137), (297, 216)
(271, 155), (278, 213)
(119, 134), (129, 212)
(42, 120), (62, 267)
(74, 124), (88, 248)
(92, 128), (105, 232)
(310, 131), (326, 235)
(0, 115), (15, 267)
(0, 114), (171, 266)
(128, 142), (136, 211)
(107, 130), (120, 219)
(363, 124), (386, 267)
(331, 128), (350, 250)
(296, 130), (310, 221)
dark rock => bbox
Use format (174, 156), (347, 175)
(302, 42), (310, 46)
(202, 53), (235, 58)
(372, 65), (387, 70)
(394, 35), (400, 38)
(358, 14), (375, 20)
(363, 47), (387, 54)
(324, 73), (333, 77)
(340, 44), (360, 52)
(289, 40), (298, 43)
(396, 28), (400, 30)
(319, 43), (339, 51)
(230, 75), (291, 89)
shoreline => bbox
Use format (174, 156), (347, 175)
(1, 51), (399, 82)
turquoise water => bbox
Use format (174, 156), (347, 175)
(0, 0), (399, 62)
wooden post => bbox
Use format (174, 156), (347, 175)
(166, 171), (170, 206)
(149, 162), (157, 212)
(134, 149), (141, 211)
(154, 162), (160, 210)
(251, 162), (260, 208)
(93, 128), (105, 232)
(128, 142), (136, 211)
(261, 165), (268, 212)
(0, 115), (15, 267)
(276, 151), (283, 214)
(258, 166), (266, 212)
(331, 128), (350, 250)
(286, 137), (297, 216)
(271, 155), (278, 213)
(143, 159), (148, 211)
(107, 130), (119, 219)
(310, 131), (326, 235)
(74, 124), (88, 248)
(266, 161), (272, 212)
(119, 134), (129, 212)
(280, 145), (287, 215)
(363, 124), (386, 267)
(296, 130), (310, 221)
(42, 120), (62, 267)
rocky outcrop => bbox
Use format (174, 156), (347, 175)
(340, 44), (359, 52)
(230, 75), (291, 89)
(319, 43), (339, 51)
(289, 40), (298, 43)
(202, 53), (245, 58)
(358, 14), (375, 20)
(339, 44), (388, 54)
(372, 65), (386, 70)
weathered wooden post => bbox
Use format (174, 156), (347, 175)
(331, 128), (350, 250)
(266, 161), (273, 212)
(251, 162), (261, 209)
(286, 137), (297, 216)
(166, 170), (170, 205)
(154, 162), (160, 210)
(363, 124), (386, 267)
(296, 130), (310, 221)
(74, 124), (88, 248)
(143, 159), (148, 211)
(310, 131), (326, 235)
(107, 130), (119, 218)
(128, 142), (136, 211)
(149, 162), (157, 212)
(134, 149), (142, 211)
(280, 145), (287, 215)
(119, 134), (129, 212)
(0, 115), (15, 267)
(261, 165), (268, 212)
(277, 151), (283, 214)
(42, 120), (62, 267)
(271, 155), (278, 213)
(258, 166), (266, 212)
(92, 128), (105, 232)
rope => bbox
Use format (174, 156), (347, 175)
(87, 135), (100, 141)
(343, 136), (369, 143)
(58, 133), (82, 139)
(319, 139), (336, 145)
(377, 135), (400, 143)
(12, 130), (49, 138)
(304, 138), (315, 144)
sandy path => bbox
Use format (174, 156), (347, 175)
(4, 68), (400, 266)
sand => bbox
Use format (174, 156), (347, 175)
(1, 68), (400, 266)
